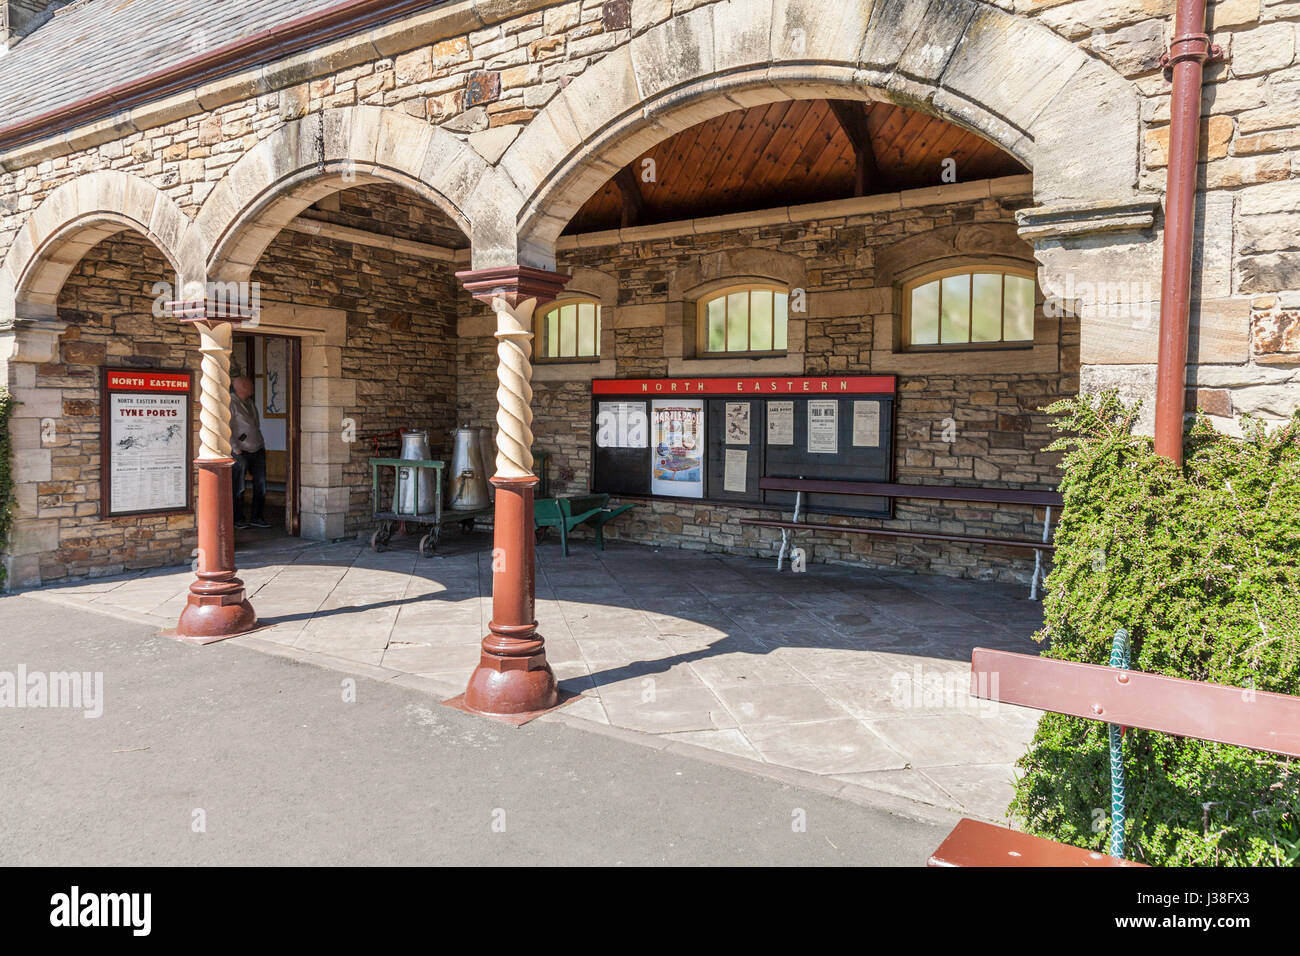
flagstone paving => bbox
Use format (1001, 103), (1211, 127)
(25, 530), (1048, 823)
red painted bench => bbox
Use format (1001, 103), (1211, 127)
(928, 647), (1300, 867)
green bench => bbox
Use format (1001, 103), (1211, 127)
(534, 493), (638, 556)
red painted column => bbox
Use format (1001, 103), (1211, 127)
(171, 301), (258, 644)
(178, 458), (257, 641)
(455, 265), (568, 717)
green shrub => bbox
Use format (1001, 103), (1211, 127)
(1010, 392), (1300, 866)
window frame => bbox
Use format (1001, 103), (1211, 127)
(695, 283), (791, 358)
(900, 265), (1037, 352)
(534, 297), (603, 364)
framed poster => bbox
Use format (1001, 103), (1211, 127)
(590, 376), (896, 514)
(767, 401), (794, 445)
(807, 399), (839, 454)
(650, 398), (705, 498)
(100, 368), (193, 518)
(262, 336), (288, 419)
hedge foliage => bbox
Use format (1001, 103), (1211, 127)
(1010, 392), (1300, 866)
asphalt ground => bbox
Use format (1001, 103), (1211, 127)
(0, 594), (945, 866)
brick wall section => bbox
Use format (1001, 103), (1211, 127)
(44, 233), (201, 581)
(3, 0), (1298, 588)
(251, 225), (462, 536)
(0, 0), (1296, 404)
(458, 196), (1077, 583)
(29, 192), (465, 583)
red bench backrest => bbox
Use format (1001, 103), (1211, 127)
(970, 648), (1300, 758)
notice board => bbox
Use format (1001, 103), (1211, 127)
(590, 375), (896, 517)
(100, 368), (194, 518)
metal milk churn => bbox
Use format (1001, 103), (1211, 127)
(476, 426), (496, 500)
(393, 429), (436, 516)
(449, 426), (490, 511)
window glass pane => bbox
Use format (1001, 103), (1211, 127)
(940, 273), (971, 344)
(726, 291), (749, 351)
(910, 281), (939, 345)
(1004, 275), (1035, 341)
(594, 308), (602, 357)
(560, 304), (577, 356)
(577, 303), (596, 356)
(707, 297), (726, 351)
(750, 290), (773, 351)
(971, 273), (1003, 342)
(773, 293), (788, 350)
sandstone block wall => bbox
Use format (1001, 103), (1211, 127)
(458, 187), (1077, 583)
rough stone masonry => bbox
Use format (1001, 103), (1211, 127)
(0, 0), (1296, 588)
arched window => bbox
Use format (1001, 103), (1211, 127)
(903, 267), (1036, 348)
(536, 298), (601, 361)
(697, 284), (789, 355)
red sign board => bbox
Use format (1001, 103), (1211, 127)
(592, 375), (896, 397)
(105, 370), (192, 393)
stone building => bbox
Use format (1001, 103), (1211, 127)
(1, 0), (1297, 621)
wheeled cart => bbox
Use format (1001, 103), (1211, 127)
(368, 458), (490, 557)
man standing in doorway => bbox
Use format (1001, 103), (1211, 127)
(230, 376), (270, 529)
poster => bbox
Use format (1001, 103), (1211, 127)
(263, 337), (288, 418)
(595, 401), (648, 448)
(808, 399), (838, 454)
(853, 401), (881, 447)
(102, 369), (192, 516)
(724, 402), (750, 444)
(724, 448), (748, 493)
(651, 399), (704, 498)
(767, 401), (794, 445)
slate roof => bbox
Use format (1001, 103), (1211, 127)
(0, 0), (378, 139)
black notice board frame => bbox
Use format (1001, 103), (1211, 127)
(589, 376), (897, 518)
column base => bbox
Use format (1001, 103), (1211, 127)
(466, 646), (557, 713)
(444, 647), (579, 725)
(171, 587), (258, 645)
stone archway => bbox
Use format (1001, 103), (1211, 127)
(191, 106), (492, 559)
(1, 170), (195, 323)
(195, 105), (493, 283)
(496, 0), (1143, 267)
(0, 171), (199, 589)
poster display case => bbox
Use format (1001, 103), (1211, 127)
(590, 375), (897, 515)
(100, 368), (194, 518)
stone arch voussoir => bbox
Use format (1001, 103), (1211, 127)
(196, 106), (503, 282)
(501, 0), (1141, 263)
(1, 170), (197, 323)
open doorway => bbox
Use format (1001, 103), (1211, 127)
(231, 331), (302, 545)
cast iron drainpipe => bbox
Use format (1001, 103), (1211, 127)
(1153, 0), (1222, 464)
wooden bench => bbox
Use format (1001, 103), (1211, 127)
(929, 641), (1300, 866)
(739, 477), (1063, 598)
(534, 493), (638, 556)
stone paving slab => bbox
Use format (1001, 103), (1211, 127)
(26, 532), (1049, 824)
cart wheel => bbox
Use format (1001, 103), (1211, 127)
(371, 526), (391, 553)
(419, 532), (437, 558)
(534, 527), (549, 546)
(460, 518), (475, 535)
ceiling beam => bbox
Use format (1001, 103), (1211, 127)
(827, 100), (880, 196)
(614, 165), (645, 228)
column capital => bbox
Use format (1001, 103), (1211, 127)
(164, 299), (255, 327)
(454, 265), (570, 309)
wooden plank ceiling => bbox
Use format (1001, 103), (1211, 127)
(564, 99), (1027, 235)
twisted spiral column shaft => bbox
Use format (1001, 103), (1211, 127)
(196, 321), (234, 460)
(491, 295), (539, 479)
